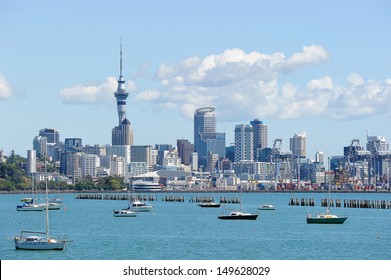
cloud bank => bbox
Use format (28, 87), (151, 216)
(0, 74), (13, 99)
(60, 77), (135, 104)
(59, 45), (391, 121)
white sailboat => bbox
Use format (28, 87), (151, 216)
(16, 174), (45, 211)
(306, 184), (348, 224)
(198, 176), (220, 208)
(14, 157), (68, 250)
(218, 186), (258, 220)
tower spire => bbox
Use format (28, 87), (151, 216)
(120, 36), (123, 78)
(114, 37), (129, 125)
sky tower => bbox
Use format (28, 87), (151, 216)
(112, 41), (133, 146)
(114, 41), (129, 125)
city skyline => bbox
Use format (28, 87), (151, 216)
(1, 0), (391, 159)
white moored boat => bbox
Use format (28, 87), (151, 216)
(130, 199), (153, 212)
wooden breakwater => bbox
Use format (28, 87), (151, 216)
(289, 197), (391, 209)
(75, 194), (157, 201)
(188, 196), (240, 204)
(288, 197), (315, 206)
(162, 195), (185, 202)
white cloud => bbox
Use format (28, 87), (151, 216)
(60, 77), (135, 104)
(0, 74), (13, 99)
(60, 46), (391, 122)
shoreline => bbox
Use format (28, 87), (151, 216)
(2, 189), (390, 195)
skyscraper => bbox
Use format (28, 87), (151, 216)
(39, 128), (60, 145)
(194, 107), (216, 153)
(290, 132), (307, 158)
(193, 107), (226, 169)
(234, 124), (254, 161)
(112, 42), (133, 146)
(250, 119), (268, 160)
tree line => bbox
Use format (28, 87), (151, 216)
(0, 151), (125, 191)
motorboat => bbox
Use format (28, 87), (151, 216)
(130, 199), (153, 212)
(258, 204), (276, 210)
(113, 209), (137, 217)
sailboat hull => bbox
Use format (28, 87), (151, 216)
(306, 216), (347, 224)
(198, 203), (221, 208)
(218, 212), (258, 220)
(14, 236), (66, 250)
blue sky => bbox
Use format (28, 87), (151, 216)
(1, 0), (390, 160)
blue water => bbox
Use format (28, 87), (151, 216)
(1, 192), (390, 260)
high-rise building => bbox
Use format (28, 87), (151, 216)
(290, 132), (307, 158)
(39, 128), (60, 145)
(250, 119), (268, 160)
(315, 151), (325, 166)
(81, 154), (100, 177)
(27, 150), (37, 175)
(177, 139), (194, 165)
(64, 138), (83, 152)
(33, 136), (47, 157)
(198, 132), (226, 169)
(194, 107), (216, 153)
(234, 124), (254, 162)
(112, 42), (133, 146)
(193, 107), (225, 169)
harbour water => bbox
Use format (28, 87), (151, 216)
(1, 192), (390, 260)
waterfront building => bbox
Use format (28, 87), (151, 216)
(163, 149), (181, 167)
(26, 149), (36, 175)
(112, 42), (133, 146)
(234, 124), (254, 162)
(250, 119), (268, 160)
(290, 132), (307, 158)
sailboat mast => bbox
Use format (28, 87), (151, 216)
(44, 155), (49, 238)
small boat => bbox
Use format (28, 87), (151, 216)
(130, 199), (153, 212)
(113, 209), (137, 217)
(258, 204), (276, 210)
(306, 184), (348, 224)
(198, 202), (221, 208)
(218, 186), (258, 220)
(14, 157), (68, 250)
(218, 211), (258, 220)
(306, 210), (348, 224)
(16, 203), (45, 211)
